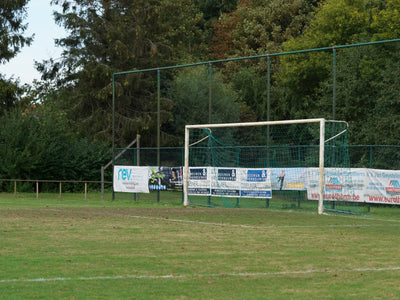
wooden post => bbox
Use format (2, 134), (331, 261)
(59, 182), (62, 200)
(14, 180), (17, 197)
(36, 181), (39, 199)
(101, 166), (104, 201)
(85, 182), (88, 201)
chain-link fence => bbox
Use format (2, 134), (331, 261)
(349, 145), (400, 169)
(114, 145), (400, 170)
(1, 145), (398, 203)
(110, 144), (400, 204)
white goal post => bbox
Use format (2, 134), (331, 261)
(183, 118), (347, 214)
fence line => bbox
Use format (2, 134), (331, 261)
(114, 145), (400, 170)
(0, 179), (112, 200)
(1, 145), (399, 201)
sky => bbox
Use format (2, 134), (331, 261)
(1, 1), (67, 85)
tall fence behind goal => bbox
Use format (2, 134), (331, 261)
(184, 118), (362, 214)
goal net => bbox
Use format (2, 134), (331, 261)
(183, 118), (362, 214)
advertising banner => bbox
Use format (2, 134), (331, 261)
(211, 168), (240, 197)
(306, 168), (363, 202)
(188, 167), (211, 195)
(188, 167), (272, 198)
(270, 168), (307, 191)
(364, 169), (400, 205)
(239, 168), (272, 198)
(113, 166), (150, 193)
(113, 164), (400, 206)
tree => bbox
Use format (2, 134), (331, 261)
(0, 0), (33, 63)
(195, 0), (238, 23)
(276, 0), (400, 145)
(276, 0), (381, 121)
(0, 1), (33, 115)
(330, 44), (400, 145)
(210, 0), (320, 122)
(193, 0), (238, 44)
(211, 0), (320, 59)
(165, 66), (240, 145)
(0, 106), (110, 182)
(36, 0), (208, 147)
(371, 0), (400, 40)
(0, 75), (26, 115)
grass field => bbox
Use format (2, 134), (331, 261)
(1, 192), (400, 299)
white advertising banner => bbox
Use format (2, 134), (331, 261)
(364, 169), (400, 205)
(188, 167), (211, 195)
(211, 168), (241, 197)
(113, 166), (150, 193)
(306, 168), (400, 205)
(239, 168), (272, 198)
(188, 167), (272, 198)
(112, 165), (400, 205)
(306, 168), (364, 202)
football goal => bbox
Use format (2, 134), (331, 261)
(183, 118), (361, 214)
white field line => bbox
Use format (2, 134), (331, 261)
(4, 208), (400, 230)
(328, 213), (400, 224)
(117, 213), (400, 229)
(34, 208), (400, 229)
(1, 266), (400, 284)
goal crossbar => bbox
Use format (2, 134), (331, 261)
(185, 118), (325, 130)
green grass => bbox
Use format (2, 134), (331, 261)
(1, 193), (400, 299)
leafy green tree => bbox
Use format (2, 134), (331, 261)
(36, 0), (207, 147)
(277, 0), (381, 120)
(165, 66), (240, 144)
(229, 66), (268, 121)
(0, 106), (110, 181)
(330, 44), (400, 145)
(210, 0), (319, 122)
(212, 0), (319, 59)
(0, 0), (33, 63)
(0, 75), (26, 114)
(370, 0), (400, 40)
(276, 0), (400, 145)
(195, 0), (237, 22)
(193, 0), (238, 44)
(0, 1), (32, 115)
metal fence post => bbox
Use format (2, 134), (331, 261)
(157, 69), (161, 203)
(370, 146), (373, 168)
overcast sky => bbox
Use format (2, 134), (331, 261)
(1, 0), (67, 85)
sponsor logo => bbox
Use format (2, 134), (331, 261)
(286, 182), (304, 189)
(117, 168), (133, 181)
(150, 167), (165, 184)
(246, 169), (267, 182)
(217, 169), (236, 181)
(189, 168), (207, 180)
(325, 177), (343, 191)
(149, 184), (167, 191)
(386, 180), (400, 195)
